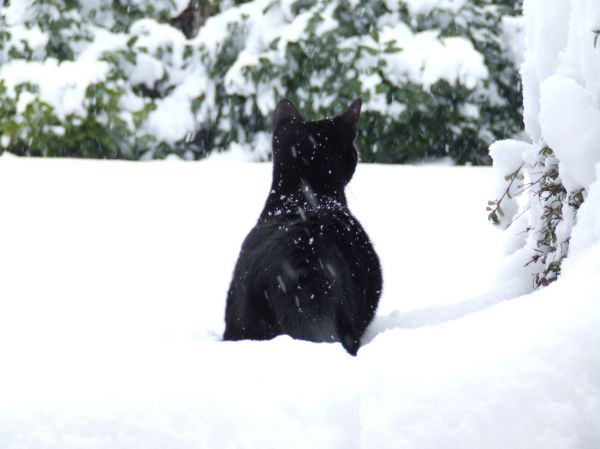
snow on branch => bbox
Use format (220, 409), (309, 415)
(488, 0), (600, 290)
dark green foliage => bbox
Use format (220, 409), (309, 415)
(0, 0), (523, 163)
(229, 0), (523, 164)
(358, 82), (486, 164)
(0, 0), (168, 159)
(394, 1), (523, 163)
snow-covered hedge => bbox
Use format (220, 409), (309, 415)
(0, 0), (523, 163)
(0, 0), (193, 159)
(489, 0), (600, 289)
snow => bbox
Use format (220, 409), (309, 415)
(565, 163), (600, 273)
(1, 0), (599, 445)
(143, 74), (207, 144)
(539, 76), (600, 191)
(501, 15), (526, 67)
(0, 25), (131, 123)
(521, 0), (600, 149)
(489, 0), (600, 289)
(0, 57), (111, 120)
(0, 155), (599, 448)
(4, 23), (48, 60)
(403, 0), (467, 16)
(520, 0), (570, 141)
(377, 25), (489, 90)
(208, 131), (272, 162)
(126, 0), (190, 16)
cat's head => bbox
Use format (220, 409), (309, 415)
(271, 99), (362, 193)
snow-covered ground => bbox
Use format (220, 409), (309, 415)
(0, 154), (598, 449)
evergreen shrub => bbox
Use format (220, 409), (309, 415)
(0, 0), (523, 163)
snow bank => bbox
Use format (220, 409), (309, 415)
(489, 0), (600, 289)
(0, 156), (599, 448)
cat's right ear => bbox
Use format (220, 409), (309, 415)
(273, 99), (303, 131)
(341, 98), (362, 131)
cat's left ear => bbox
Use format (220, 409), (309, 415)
(341, 98), (362, 130)
(273, 99), (303, 131)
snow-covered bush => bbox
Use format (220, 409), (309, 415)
(0, 0), (191, 158)
(488, 0), (600, 289)
(0, 0), (523, 162)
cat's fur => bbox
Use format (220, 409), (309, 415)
(223, 99), (382, 355)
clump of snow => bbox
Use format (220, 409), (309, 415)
(4, 23), (48, 60)
(1, 58), (111, 120)
(143, 73), (207, 144)
(564, 163), (600, 272)
(380, 28), (489, 90)
(403, 0), (467, 16)
(520, 0), (571, 141)
(125, 0), (190, 16)
(207, 131), (272, 162)
(539, 76), (600, 191)
(501, 15), (526, 67)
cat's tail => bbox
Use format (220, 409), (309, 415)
(336, 313), (361, 356)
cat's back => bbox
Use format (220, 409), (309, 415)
(239, 203), (379, 290)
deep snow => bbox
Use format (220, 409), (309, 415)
(0, 155), (599, 449)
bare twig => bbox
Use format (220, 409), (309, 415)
(487, 163), (524, 224)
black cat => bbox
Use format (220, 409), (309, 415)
(223, 99), (382, 355)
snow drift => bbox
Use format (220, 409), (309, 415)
(0, 155), (599, 449)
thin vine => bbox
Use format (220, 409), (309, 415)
(489, 146), (586, 288)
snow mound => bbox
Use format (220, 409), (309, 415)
(0, 156), (598, 448)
